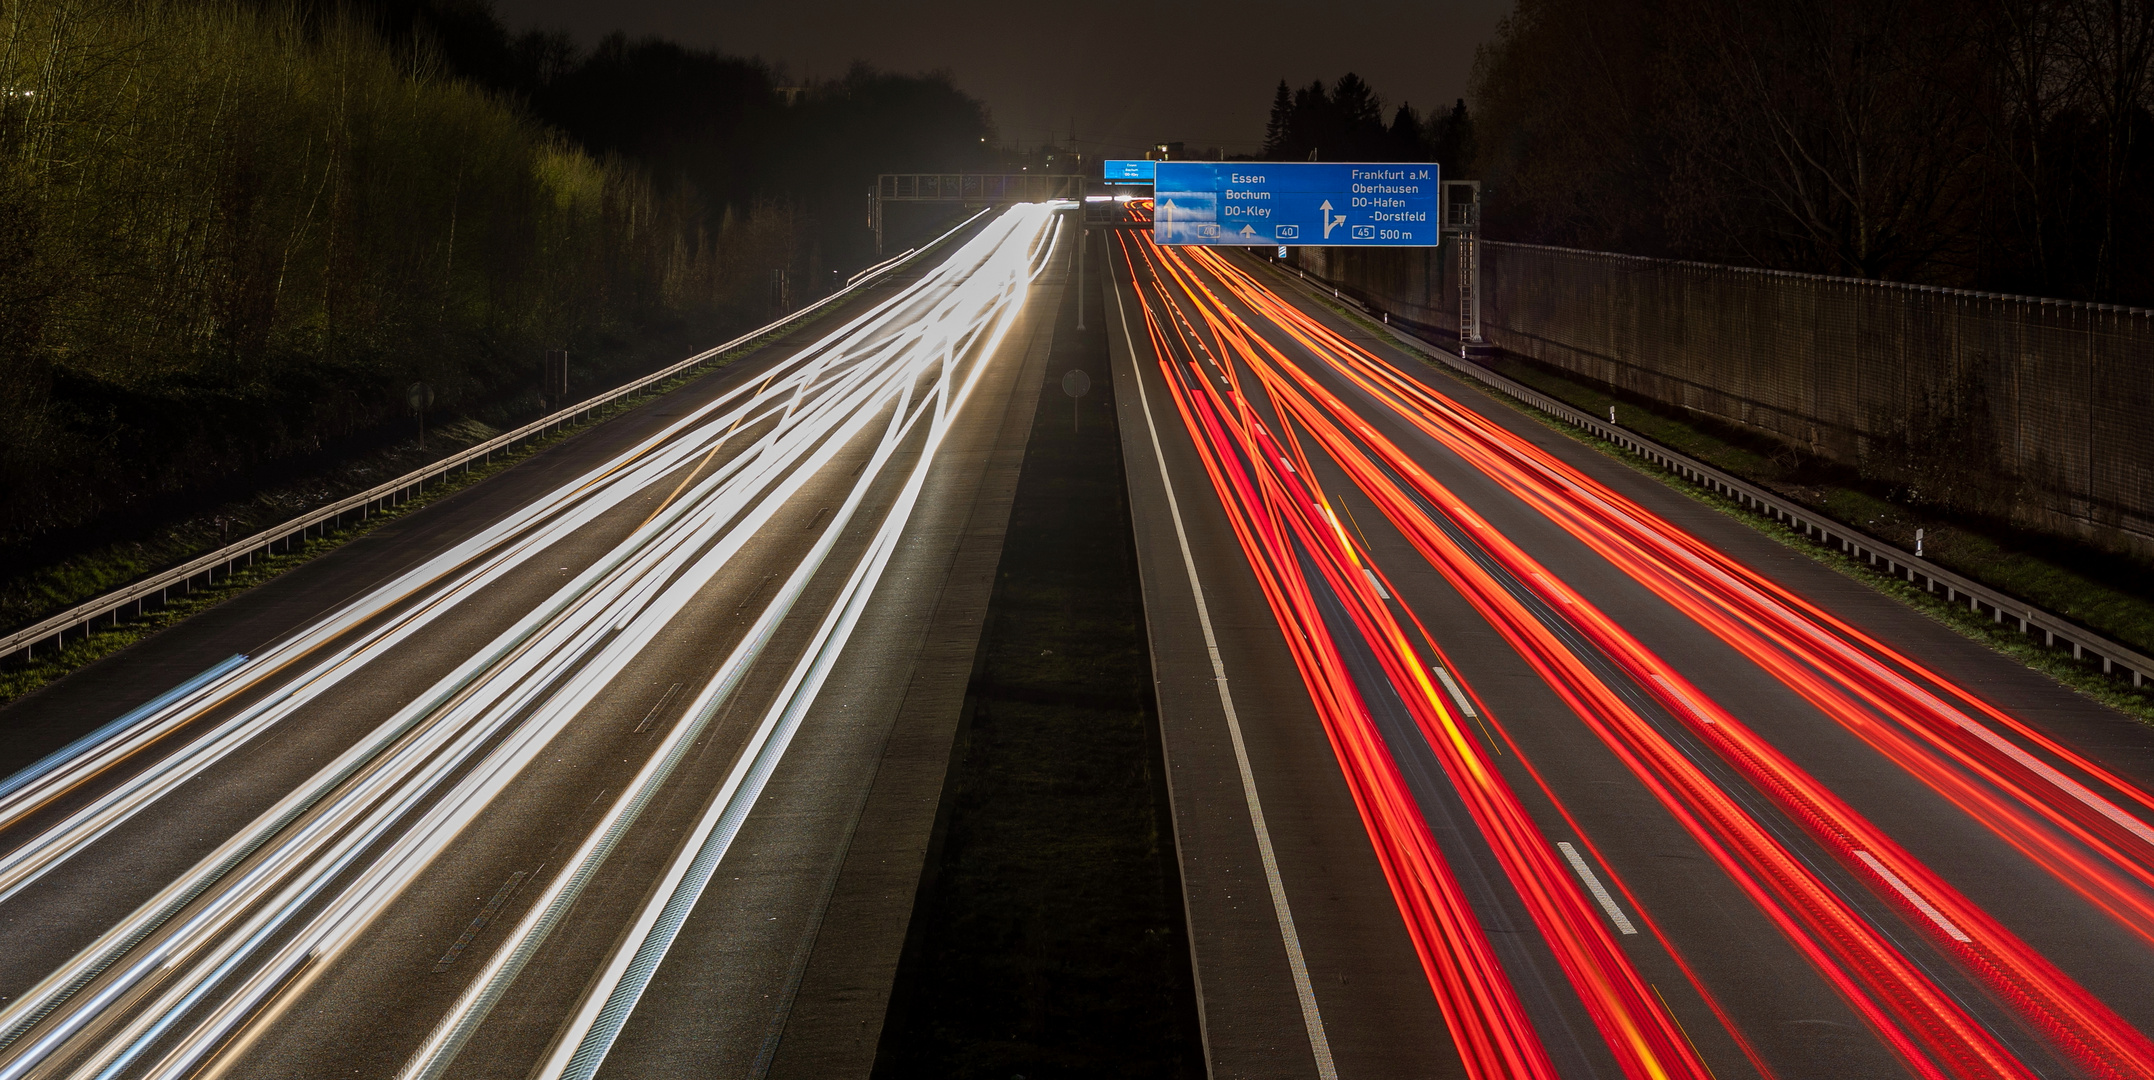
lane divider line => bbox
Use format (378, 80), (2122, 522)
(1430, 666), (1477, 719)
(1362, 567), (1391, 600)
(1557, 842), (1637, 935)
(1853, 851), (1970, 943)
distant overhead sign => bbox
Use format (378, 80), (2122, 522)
(1152, 162), (1439, 246)
(1103, 159), (1157, 184)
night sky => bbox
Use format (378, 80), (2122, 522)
(489, 0), (1509, 158)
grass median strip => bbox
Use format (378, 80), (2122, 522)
(873, 275), (1203, 1079)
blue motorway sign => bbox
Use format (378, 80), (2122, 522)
(1103, 159), (1157, 183)
(1153, 162), (1439, 246)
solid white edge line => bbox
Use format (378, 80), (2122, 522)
(1110, 249), (1338, 1080)
(1556, 842), (1637, 935)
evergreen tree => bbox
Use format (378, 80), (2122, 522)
(1331, 72), (1388, 158)
(1429, 98), (1477, 177)
(1388, 103), (1426, 162)
(1265, 73), (1443, 163)
(1331, 74), (1382, 133)
(1291, 79), (1330, 160)
(1263, 80), (1294, 159)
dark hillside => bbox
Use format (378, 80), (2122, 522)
(0, 0), (993, 600)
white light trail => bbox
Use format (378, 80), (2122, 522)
(0, 203), (1064, 1080)
(525, 213), (1048, 1080)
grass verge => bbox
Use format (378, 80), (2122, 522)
(0, 315), (736, 638)
(1478, 354), (2154, 656)
(1264, 262), (2154, 725)
(0, 311), (844, 708)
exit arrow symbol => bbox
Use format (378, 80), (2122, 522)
(1159, 199), (1176, 235)
(1319, 199), (1346, 239)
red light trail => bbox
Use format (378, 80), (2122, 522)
(1122, 228), (1716, 1080)
(1110, 217), (2154, 1079)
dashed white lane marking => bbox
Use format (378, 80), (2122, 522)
(1854, 850), (1971, 942)
(1431, 665), (1477, 718)
(1363, 567), (1391, 599)
(1558, 842), (1638, 935)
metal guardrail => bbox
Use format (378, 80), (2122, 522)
(1255, 255), (2154, 691)
(845, 247), (915, 287)
(2, 208), (993, 668)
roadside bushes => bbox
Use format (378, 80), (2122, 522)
(0, 0), (794, 544)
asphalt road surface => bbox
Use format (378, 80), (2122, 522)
(0, 203), (1069, 1080)
(1105, 224), (2154, 1080)
(11, 202), (2154, 1080)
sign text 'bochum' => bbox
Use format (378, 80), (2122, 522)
(1152, 162), (1439, 247)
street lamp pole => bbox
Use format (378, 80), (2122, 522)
(1076, 200), (1087, 331)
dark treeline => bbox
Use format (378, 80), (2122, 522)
(1471, 0), (2154, 304)
(0, 0), (992, 551)
(358, 0), (996, 265)
(1260, 74), (1477, 176)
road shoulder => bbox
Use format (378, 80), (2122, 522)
(1104, 246), (1457, 1080)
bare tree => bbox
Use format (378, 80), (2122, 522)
(1469, 0), (1667, 251)
(2057, 0), (2154, 295)
(1978, 0), (2079, 288)
(1661, 0), (1986, 279)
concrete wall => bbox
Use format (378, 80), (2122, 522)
(1291, 242), (2154, 557)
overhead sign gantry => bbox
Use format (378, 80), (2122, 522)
(871, 172), (1082, 255)
(1152, 162), (1439, 247)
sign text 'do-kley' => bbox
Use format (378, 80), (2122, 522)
(1152, 162), (1439, 247)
